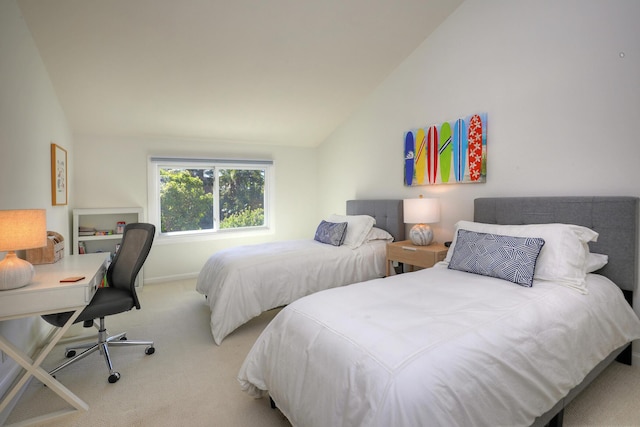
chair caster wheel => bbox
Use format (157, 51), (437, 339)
(145, 346), (155, 355)
(65, 350), (76, 358)
(108, 372), (121, 383)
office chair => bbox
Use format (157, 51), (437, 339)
(42, 223), (156, 383)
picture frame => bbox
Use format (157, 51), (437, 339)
(404, 113), (487, 186)
(51, 143), (68, 206)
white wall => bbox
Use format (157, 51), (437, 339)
(316, 0), (640, 347)
(73, 135), (318, 281)
(318, 0), (639, 247)
(0, 0), (75, 410)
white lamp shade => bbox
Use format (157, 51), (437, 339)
(403, 198), (440, 224)
(0, 209), (47, 251)
(0, 209), (47, 290)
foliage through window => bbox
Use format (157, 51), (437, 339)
(149, 158), (272, 236)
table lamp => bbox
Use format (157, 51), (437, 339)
(0, 209), (47, 290)
(403, 197), (440, 246)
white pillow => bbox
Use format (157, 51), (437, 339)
(585, 253), (608, 273)
(327, 214), (376, 248)
(444, 221), (598, 291)
(365, 227), (394, 243)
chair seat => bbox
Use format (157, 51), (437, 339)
(42, 287), (135, 327)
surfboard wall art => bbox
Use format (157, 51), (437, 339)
(403, 113), (487, 186)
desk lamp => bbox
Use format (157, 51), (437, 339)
(403, 197), (440, 246)
(0, 209), (47, 290)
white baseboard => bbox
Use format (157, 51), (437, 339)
(143, 272), (199, 285)
(0, 360), (27, 425)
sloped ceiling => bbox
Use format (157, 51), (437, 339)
(17, 0), (462, 147)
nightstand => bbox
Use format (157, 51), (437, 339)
(386, 240), (448, 276)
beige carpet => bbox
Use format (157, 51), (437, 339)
(6, 279), (640, 426)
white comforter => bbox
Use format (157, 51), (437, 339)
(196, 239), (387, 345)
(238, 264), (640, 427)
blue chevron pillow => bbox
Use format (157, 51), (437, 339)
(448, 229), (545, 287)
(314, 220), (348, 246)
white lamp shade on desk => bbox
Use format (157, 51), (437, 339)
(0, 209), (47, 290)
(403, 198), (440, 246)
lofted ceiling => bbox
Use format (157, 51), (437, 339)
(17, 0), (462, 147)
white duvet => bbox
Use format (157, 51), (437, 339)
(238, 264), (640, 427)
(196, 239), (387, 345)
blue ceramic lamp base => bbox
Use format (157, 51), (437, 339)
(409, 224), (434, 246)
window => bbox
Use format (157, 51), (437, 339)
(148, 157), (273, 239)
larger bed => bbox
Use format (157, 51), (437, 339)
(196, 200), (404, 345)
(238, 196), (640, 427)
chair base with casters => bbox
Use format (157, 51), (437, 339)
(49, 317), (155, 383)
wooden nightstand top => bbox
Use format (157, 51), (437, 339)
(386, 240), (448, 276)
(387, 240), (448, 253)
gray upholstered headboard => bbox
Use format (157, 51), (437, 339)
(474, 197), (639, 292)
(346, 200), (405, 242)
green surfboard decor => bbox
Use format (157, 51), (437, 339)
(438, 122), (452, 183)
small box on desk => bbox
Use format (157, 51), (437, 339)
(26, 231), (65, 264)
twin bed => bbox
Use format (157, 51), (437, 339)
(237, 196), (640, 427)
(196, 200), (404, 345)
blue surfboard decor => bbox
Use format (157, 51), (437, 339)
(404, 131), (415, 186)
(453, 118), (468, 182)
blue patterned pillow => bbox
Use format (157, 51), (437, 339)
(448, 230), (545, 287)
(314, 221), (348, 246)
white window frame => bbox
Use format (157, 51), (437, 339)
(148, 156), (275, 243)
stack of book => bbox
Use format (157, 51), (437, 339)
(78, 226), (96, 236)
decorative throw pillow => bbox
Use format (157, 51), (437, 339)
(448, 229), (545, 287)
(314, 220), (348, 246)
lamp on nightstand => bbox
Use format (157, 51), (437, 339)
(0, 209), (47, 290)
(403, 196), (440, 246)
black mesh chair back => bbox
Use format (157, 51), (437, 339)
(107, 223), (155, 308)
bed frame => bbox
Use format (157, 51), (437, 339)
(474, 196), (639, 427)
(347, 199), (405, 242)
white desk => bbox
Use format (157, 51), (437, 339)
(0, 253), (109, 426)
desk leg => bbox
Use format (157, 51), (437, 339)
(0, 307), (89, 426)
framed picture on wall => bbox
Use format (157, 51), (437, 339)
(51, 143), (67, 206)
(403, 113), (487, 186)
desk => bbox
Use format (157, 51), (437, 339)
(0, 253), (109, 426)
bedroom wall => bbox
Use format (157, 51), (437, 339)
(72, 135), (318, 282)
(0, 0), (75, 409)
(316, 1), (640, 306)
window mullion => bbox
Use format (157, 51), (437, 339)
(213, 167), (220, 231)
